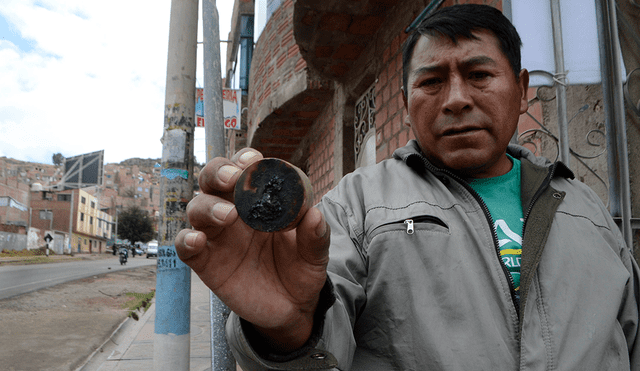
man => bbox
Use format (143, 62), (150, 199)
(176, 4), (640, 370)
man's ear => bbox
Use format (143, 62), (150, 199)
(401, 87), (411, 128)
(518, 69), (530, 114)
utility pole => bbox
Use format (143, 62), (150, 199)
(203, 1), (236, 369)
(154, 0), (198, 370)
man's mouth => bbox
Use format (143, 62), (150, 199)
(443, 127), (482, 136)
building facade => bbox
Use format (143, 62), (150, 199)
(222, 0), (639, 250)
(30, 188), (114, 254)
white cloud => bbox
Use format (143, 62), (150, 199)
(0, 0), (234, 165)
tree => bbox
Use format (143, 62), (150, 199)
(117, 206), (155, 244)
(52, 153), (64, 166)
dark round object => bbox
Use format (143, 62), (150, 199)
(234, 158), (313, 232)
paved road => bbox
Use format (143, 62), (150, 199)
(0, 255), (156, 300)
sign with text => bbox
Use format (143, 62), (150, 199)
(223, 88), (241, 130)
(195, 88), (205, 127)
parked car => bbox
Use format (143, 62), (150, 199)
(146, 241), (158, 258)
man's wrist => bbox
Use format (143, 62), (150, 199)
(240, 278), (336, 362)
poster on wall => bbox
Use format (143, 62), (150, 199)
(223, 88), (242, 130)
(195, 88), (205, 127)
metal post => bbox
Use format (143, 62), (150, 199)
(68, 191), (74, 255)
(549, 0), (570, 167)
(154, 0), (198, 370)
(595, 0), (633, 250)
(47, 209), (53, 256)
(203, 0), (236, 369)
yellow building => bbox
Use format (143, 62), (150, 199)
(72, 189), (113, 254)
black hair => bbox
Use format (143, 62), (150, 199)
(402, 4), (523, 94)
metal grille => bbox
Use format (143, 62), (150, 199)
(354, 84), (376, 166)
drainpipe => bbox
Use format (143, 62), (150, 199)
(154, 0), (198, 369)
(549, 0), (571, 168)
(203, 0), (236, 369)
(595, 0), (633, 250)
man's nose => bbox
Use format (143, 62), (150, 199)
(442, 76), (473, 114)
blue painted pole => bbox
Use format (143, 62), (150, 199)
(154, 0), (199, 369)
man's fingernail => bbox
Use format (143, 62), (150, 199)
(218, 165), (240, 183)
(213, 203), (235, 221)
(239, 151), (258, 164)
(316, 219), (327, 238)
(185, 232), (198, 247)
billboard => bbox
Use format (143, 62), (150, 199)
(223, 88), (241, 130)
(61, 150), (104, 189)
(195, 88), (242, 130)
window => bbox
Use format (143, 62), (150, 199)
(239, 15), (254, 95)
(81, 196), (86, 204)
(91, 201), (95, 208)
(57, 194), (71, 202)
(80, 213), (84, 221)
(90, 216), (93, 225)
(354, 84), (377, 168)
(39, 210), (52, 220)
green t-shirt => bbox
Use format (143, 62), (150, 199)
(469, 156), (523, 299)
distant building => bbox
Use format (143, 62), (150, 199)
(30, 188), (114, 254)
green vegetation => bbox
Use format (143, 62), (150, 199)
(1, 249), (52, 257)
(117, 206), (155, 244)
(0, 249), (83, 265)
(122, 290), (155, 320)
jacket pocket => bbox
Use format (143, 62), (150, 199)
(366, 215), (449, 244)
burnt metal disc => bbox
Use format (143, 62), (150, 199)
(234, 158), (313, 232)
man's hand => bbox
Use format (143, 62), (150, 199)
(175, 148), (331, 352)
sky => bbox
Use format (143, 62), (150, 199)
(0, 0), (234, 166)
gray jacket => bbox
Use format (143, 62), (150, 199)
(227, 141), (640, 370)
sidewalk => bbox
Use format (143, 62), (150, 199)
(84, 270), (218, 371)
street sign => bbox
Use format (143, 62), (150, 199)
(44, 233), (53, 243)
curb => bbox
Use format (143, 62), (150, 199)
(76, 300), (156, 371)
(74, 315), (132, 371)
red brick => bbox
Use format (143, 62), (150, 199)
(281, 29), (294, 47)
(383, 45), (391, 64)
(261, 137), (299, 145)
(278, 19), (289, 35)
(333, 44), (364, 61)
(392, 114), (402, 134)
(315, 45), (334, 58)
(330, 63), (349, 77)
(319, 13), (351, 32)
(288, 44), (300, 58)
(399, 130), (409, 147)
(379, 68), (389, 88)
(391, 34), (400, 56)
(348, 15), (385, 35)
(276, 52), (287, 69)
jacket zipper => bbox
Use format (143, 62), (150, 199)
(407, 153), (520, 317)
(522, 163), (558, 233)
(372, 215), (447, 236)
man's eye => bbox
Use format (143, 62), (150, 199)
(419, 78), (442, 87)
(470, 72), (490, 80)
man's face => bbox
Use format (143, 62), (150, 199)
(403, 30), (529, 178)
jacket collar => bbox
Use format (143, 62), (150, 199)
(393, 140), (574, 181)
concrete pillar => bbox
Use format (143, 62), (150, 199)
(154, 0), (198, 369)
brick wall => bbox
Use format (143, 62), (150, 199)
(307, 96), (337, 204)
(374, 32), (414, 163)
(248, 0), (302, 136)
